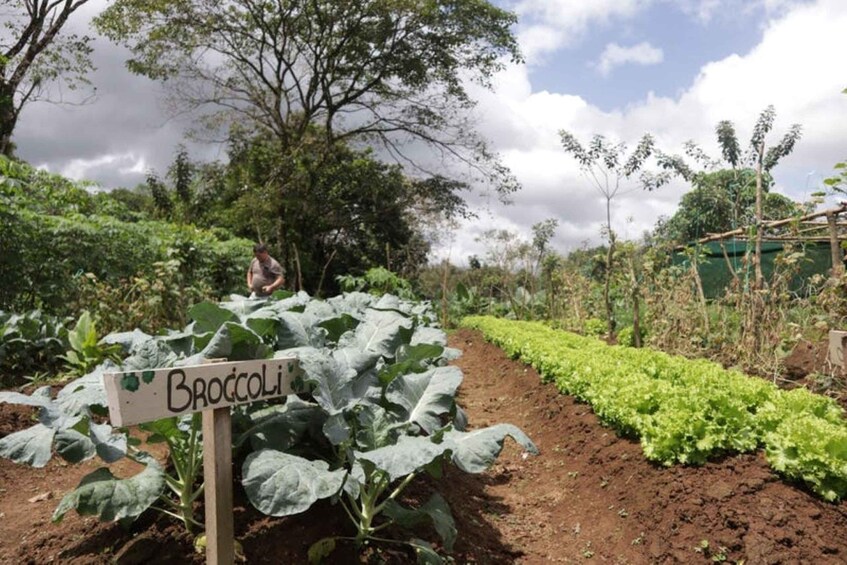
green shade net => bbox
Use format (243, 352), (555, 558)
(672, 240), (836, 299)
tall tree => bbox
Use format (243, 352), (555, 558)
(94, 0), (522, 232)
(645, 106), (802, 290)
(658, 168), (800, 244)
(0, 0), (95, 155)
(559, 131), (656, 334)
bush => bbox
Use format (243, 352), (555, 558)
(616, 325), (646, 347)
(583, 318), (606, 337)
(1, 211), (251, 316)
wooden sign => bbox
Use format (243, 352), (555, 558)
(103, 356), (304, 565)
(103, 358), (303, 427)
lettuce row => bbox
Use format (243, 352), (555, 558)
(463, 316), (847, 501)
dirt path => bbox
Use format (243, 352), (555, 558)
(445, 328), (847, 564)
(1, 328), (847, 563)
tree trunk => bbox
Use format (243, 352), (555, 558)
(0, 84), (18, 157)
(628, 255), (642, 348)
(440, 261), (450, 328)
(828, 212), (843, 278)
(604, 236), (615, 336)
(691, 250), (710, 335)
(754, 144), (765, 290)
(604, 197), (616, 335)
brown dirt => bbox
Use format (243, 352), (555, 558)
(2, 330), (847, 563)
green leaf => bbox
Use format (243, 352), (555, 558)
(0, 386), (52, 408)
(0, 424), (56, 467)
(355, 405), (408, 451)
(410, 326), (447, 347)
(201, 321), (270, 360)
(409, 538), (444, 565)
(100, 329), (152, 353)
(383, 493), (456, 551)
(340, 309), (411, 358)
(122, 338), (179, 371)
(299, 350), (359, 415)
(444, 424), (539, 473)
(242, 450), (346, 516)
(236, 397), (325, 451)
(89, 422), (128, 463)
(385, 366), (462, 433)
(318, 314), (359, 343)
(379, 343), (445, 386)
(308, 537), (337, 564)
(355, 435), (450, 482)
(189, 301), (238, 334)
(52, 457), (165, 523)
(276, 311), (317, 349)
(55, 428), (96, 463)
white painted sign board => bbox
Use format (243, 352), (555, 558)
(103, 356), (303, 565)
(103, 358), (303, 427)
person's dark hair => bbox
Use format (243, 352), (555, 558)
(253, 243), (268, 254)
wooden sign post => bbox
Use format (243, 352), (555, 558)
(103, 358), (303, 564)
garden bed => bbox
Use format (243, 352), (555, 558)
(1, 328), (846, 563)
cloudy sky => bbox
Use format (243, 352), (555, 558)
(13, 0), (847, 264)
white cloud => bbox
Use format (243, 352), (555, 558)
(58, 153), (147, 182)
(594, 42), (664, 76)
(445, 0), (847, 263)
(9, 0), (845, 267)
(515, 0), (649, 61)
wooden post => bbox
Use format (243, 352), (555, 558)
(103, 357), (304, 565)
(827, 212), (843, 278)
(828, 330), (847, 368)
(203, 407), (235, 565)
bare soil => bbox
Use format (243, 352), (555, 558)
(2, 329), (847, 563)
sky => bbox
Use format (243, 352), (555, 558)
(12, 0), (847, 264)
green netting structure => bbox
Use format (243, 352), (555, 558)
(672, 240), (836, 299)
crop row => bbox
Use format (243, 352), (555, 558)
(0, 294), (537, 561)
(462, 316), (847, 501)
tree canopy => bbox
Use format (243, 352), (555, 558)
(0, 0), (95, 154)
(94, 0), (522, 194)
(657, 168), (801, 244)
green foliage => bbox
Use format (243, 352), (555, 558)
(59, 311), (122, 377)
(824, 160), (847, 195)
(616, 325), (645, 347)
(582, 318), (606, 337)
(658, 168), (801, 243)
(0, 309), (69, 387)
(0, 293), (536, 561)
(94, 0), (521, 198)
(0, 1), (95, 154)
(337, 267), (416, 300)
(71, 259), (216, 335)
(0, 154), (251, 316)
(191, 134), (465, 296)
(464, 316), (847, 501)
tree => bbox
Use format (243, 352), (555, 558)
(646, 106), (801, 290)
(0, 0), (95, 155)
(201, 133), (468, 296)
(559, 131), (656, 334)
(94, 0), (521, 210)
(659, 168), (800, 244)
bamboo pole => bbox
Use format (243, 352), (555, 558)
(675, 203), (847, 249)
(828, 212), (844, 277)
